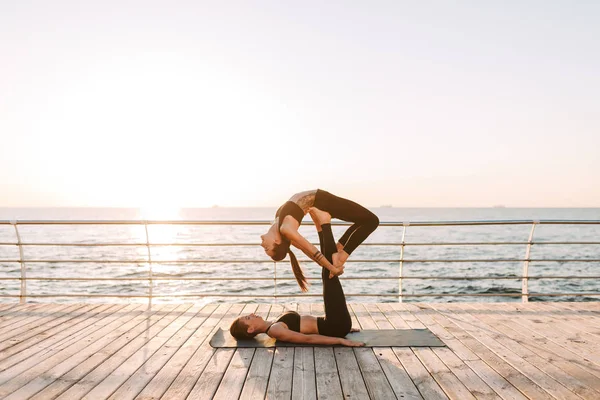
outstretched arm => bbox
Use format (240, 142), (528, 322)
(269, 324), (363, 346)
(281, 226), (344, 277)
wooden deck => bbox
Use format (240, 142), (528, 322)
(0, 302), (599, 399)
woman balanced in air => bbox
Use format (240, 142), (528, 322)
(260, 189), (379, 291)
(231, 208), (364, 346)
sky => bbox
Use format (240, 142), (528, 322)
(1, 1), (599, 208)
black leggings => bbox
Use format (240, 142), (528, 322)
(316, 224), (352, 338)
(313, 189), (379, 255)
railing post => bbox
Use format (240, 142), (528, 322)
(11, 221), (26, 303)
(399, 223), (408, 303)
(274, 261), (277, 300)
(522, 221), (538, 303)
(143, 222), (153, 305)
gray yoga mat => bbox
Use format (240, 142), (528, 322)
(210, 328), (445, 348)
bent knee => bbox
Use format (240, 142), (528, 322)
(366, 213), (379, 231)
(333, 319), (352, 338)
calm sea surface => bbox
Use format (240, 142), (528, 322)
(1, 207), (599, 304)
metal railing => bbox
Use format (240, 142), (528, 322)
(1, 219), (599, 302)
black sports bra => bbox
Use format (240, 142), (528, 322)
(275, 201), (304, 229)
(266, 311), (301, 334)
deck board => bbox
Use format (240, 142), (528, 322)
(0, 302), (599, 399)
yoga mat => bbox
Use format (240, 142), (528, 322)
(210, 328), (445, 348)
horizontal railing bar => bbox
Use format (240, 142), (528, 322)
(1, 275), (599, 281)
(2, 259), (599, 264)
(2, 219), (600, 226)
(2, 241), (600, 247)
(0, 292), (598, 298)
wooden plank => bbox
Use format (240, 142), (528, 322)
(167, 303), (245, 399)
(0, 303), (76, 335)
(400, 303), (526, 400)
(350, 303), (402, 399)
(185, 348), (235, 399)
(376, 303), (412, 329)
(489, 304), (600, 366)
(383, 303), (479, 363)
(484, 304), (600, 380)
(465, 303), (600, 395)
(0, 303), (47, 326)
(0, 302), (52, 321)
(450, 303), (596, 399)
(44, 303), (179, 400)
(0, 304), (136, 385)
(0, 303), (16, 312)
(0, 303), (86, 348)
(394, 348), (449, 400)
(367, 304), (432, 399)
(212, 304), (258, 400)
(374, 348), (424, 400)
(432, 347), (500, 400)
(314, 347), (344, 399)
(400, 304), (501, 400)
(464, 359), (528, 400)
(0, 303), (151, 398)
(524, 303), (600, 345)
(240, 347), (275, 400)
(266, 347), (294, 399)
(292, 347), (316, 400)
(213, 348), (255, 400)
(412, 347), (477, 400)
(348, 302), (361, 331)
(108, 304), (218, 400)
(133, 303), (230, 400)
(290, 301), (316, 400)
(29, 303), (170, 400)
(423, 303), (551, 400)
(260, 303), (294, 399)
(0, 303), (121, 368)
(268, 303), (285, 320)
(429, 303), (562, 400)
(239, 304), (275, 400)
(539, 303), (600, 331)
(5, 303), (138, 400)
(335, 347), (370, 399)
(76, 303), (195, 400)
(382, 304), (450, 399)
(311, 302), (344, 399)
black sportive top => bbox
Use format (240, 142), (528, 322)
(275, 201), (304, 229)
(266, 311), (301, 334)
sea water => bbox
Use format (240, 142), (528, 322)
(0, 207), (599, 303)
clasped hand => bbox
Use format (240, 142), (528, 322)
(329, 252), (345, 279)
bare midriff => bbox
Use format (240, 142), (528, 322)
(288, 190), (317, 214)
(299, 315), (319, 334)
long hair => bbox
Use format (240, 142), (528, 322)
(230, 317), (256, 339)
(272, 239), (308, 292)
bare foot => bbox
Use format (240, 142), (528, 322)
(332, 250), (348, 269)
(308, 207), (331, 225)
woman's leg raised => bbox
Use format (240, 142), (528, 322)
(316, 223), (352, 337)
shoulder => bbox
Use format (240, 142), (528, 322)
(280, 217), (301, 237)
(266, 321), (289, 337)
